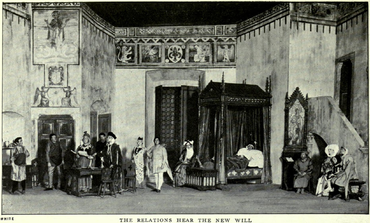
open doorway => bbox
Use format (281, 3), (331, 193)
(339, 60), (353, 121)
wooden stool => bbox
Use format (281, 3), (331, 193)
(98, 168), (116, 198)
(348, 179), (366, 201)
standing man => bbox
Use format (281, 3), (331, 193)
(95, 133), (106, 168)
(102, 132), (124, 192)
(45, 133), (63, 191)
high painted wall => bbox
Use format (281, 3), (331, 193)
(114, 68), (236, 159)
(236, 16), (290, 184)
(2, 4), (116, 163)
(81, 16), (116, 140)
(289, 22), (336, 97)
(336, 12), (368, 145)
(2, 6), (39, 163)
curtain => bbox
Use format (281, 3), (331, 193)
(198, 106), (211, 162)
(225, 106), (264, 157)
(262, 106), (272, 183)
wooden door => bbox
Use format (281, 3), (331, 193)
(155, 86), (199, 169)
(155, 86), (181, 169)
(90, 111), (98, 145)
(98, 114), (111, 135)
(38, 115), (75, 157)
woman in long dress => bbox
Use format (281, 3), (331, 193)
(315, 144), (339, 197)
(10, 137), (30, 194)
(75, 131), (95, 192)
(132, 137), (147, 188)
(174, 140), (202, 187)
(293, 151), (313, 194)
(147, 137), (174, 193)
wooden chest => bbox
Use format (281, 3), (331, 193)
(185, 168), (218, 191)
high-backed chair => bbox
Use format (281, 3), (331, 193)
(98, 168), (116, 198)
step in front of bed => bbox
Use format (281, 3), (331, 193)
(227, 168), (263, 181)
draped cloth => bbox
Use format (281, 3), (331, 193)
(198, 105), (272, 184)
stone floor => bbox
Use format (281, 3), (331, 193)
(2, 183), (368, 215)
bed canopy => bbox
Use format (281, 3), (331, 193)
(198, 75), (272, 184)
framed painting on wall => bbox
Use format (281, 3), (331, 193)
(33, 9), (79, 64)
(140, 44), (162, 64)
(188, 43), (212, 64)
(164, 44), (186, 64)
(115, 41), (136, 65)
(284, 87), (308, 149)
(216, 43), (236, 63)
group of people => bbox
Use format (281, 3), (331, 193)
(132, 138), (202, 192)
(293, 144), (358, 200)
(37, 131), (123, 192)
(9, 131), (202, 195)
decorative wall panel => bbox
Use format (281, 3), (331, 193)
(115, 25), (236, 67)
(216, 43), (236, 63)
(165, 44), (186, 64)
(188, 43), (212, 64)
(46, 65), (66, 87)
(33, 9), (79, 64)
(116, 41), (136, 64)
(140, 44), (162, 64)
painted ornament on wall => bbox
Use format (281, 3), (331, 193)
(216, 44), (235, 63)
(61, 86), (78, 107)
(47, 66), (65, 87)
(189, 44), (211, 63)
(33, 86), (50, 107)
(33, 10), (79, 64)
(116, 40), (136, 64)
(165, 45), (185, 63)
(288, 100), (305, 146)
(141, 45), (161, 63)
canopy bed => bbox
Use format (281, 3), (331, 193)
(196, 76), (272, 185)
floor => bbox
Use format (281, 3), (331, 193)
(1, 183), (368, 215)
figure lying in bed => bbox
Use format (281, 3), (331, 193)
(226, 144), (264, 171)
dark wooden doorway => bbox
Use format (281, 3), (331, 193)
(98, 114), (111, 135)
(38, 115), (75, 153)
(155, 86), (199, 169)
(37, 115), (75, 185)
(339, 60), (353, 121)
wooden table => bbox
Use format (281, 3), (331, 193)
(68, 168), (102, 197)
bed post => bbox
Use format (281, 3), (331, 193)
(264, 75), (272, 183)
(219, 73), (226, 184)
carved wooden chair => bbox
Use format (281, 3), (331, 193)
(98, 168), (116, 198)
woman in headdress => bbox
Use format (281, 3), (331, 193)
(10, 137), (30, 194)
(174, 140), (202, 187)
(132, 137), (147, 188)
(75, 131), (95, 192)
(147, 137), (174, 193)
(293, 151), (313, 194)
(315, 144), (339, 197)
